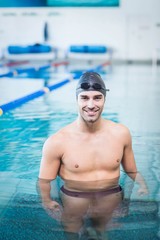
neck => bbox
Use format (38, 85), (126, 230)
(76, 116), (104, 133)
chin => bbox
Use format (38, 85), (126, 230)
(86, 117), (99, 123)
(81, 112), (101, 123)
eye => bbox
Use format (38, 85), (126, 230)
(94, 95), (103, 100)
(80, 95), (88, 100)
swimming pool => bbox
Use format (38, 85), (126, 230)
(0, 62), (160, 239)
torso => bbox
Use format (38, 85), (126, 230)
(57, 119), (126, 190)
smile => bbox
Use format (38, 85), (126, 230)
(85, 109), (99, 116)
(87, 111), (96, 115)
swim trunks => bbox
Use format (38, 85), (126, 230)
(60, 185), (122, 198)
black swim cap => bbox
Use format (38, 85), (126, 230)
(76, 72), (108, 98)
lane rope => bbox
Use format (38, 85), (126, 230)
(0, 61), (109, 115)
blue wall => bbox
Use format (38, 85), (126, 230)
(0, 0), (119, 7)
(0, 0), (46, 7)
(47, 0), (120, 7)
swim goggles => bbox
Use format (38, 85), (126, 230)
(78, 82), (109, 91)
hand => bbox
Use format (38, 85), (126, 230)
(137, 186), (149, 196)
(42, 200), (63, 221)
(43, 200), (61, 210)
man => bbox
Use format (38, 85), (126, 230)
(38, 72), (148, 239)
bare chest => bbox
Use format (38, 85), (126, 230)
(62, 135), (124, 172)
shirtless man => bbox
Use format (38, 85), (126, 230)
(38, 72), (148, 240)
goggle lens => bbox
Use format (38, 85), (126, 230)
(80, 82), (103, 90)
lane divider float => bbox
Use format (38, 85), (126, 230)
(0, 61), (108, 116)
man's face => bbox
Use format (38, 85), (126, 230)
(77, 91), (105, 123)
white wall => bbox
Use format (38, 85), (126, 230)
(0, 0), (160, 61)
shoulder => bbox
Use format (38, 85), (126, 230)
(114, 122), (131, 136)
(106, 119), (130, 132)
(116, 123), (132, 147)
(106, 120), (132, 144)
(43, 122), (74, 150)
(42, 129), (66, 159)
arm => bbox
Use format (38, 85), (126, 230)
(121, 127), (137, 178)
(121, 127), (148, 195)
(39, 136), (62, 180)
(38, 135), (62, 209)
(38, 178), (60, 209)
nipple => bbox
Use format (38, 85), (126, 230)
(117, 159), (120, 163)
(75, 164), (79, 168)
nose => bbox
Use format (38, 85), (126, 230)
(87, 99), (95, 109)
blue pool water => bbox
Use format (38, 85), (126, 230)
(0, 62), (160, 239)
